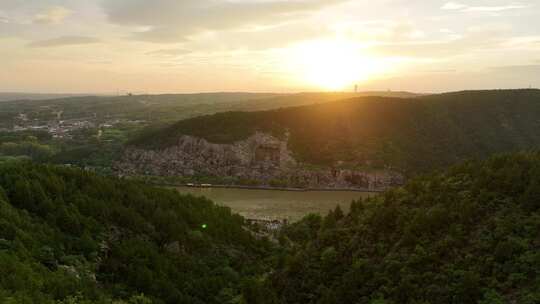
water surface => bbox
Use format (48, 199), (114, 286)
(174, 186), (373, 221)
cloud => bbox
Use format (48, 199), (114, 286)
(0, 10), (8, 23)
(185, 20), (332, 51)
(102, 0), (348, 42)
(147, 48), (192, 57)
(441, 2), (528, 12)
(33, 6), (72, 24)
(466, 5), (527, 12)
(371, 26), (511, 58)
(28, 36), (100, 48)
(441, 2), (467, 10)
(339, 20), (432, 45)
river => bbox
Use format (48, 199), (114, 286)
(174, 186), (374, 222)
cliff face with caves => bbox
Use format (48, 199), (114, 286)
(117, 132), (403, 190)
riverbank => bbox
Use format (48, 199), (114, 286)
(127, 173), (395, 193)
(157, 182), (385, 193)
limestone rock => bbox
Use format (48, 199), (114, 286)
(115, 132), (403, 191)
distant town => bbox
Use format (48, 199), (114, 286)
(3, 110), (146, 140)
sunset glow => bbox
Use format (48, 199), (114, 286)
(286, 39), (388, 90)
(0, 1), (539, 93)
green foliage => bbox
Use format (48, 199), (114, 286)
(0, 161), (272, 303)
(1, 92), (386, 171)
(2, 151), (540, 303)
(0, 141), (55, 162)
(268, 152), (540, 303)
(133, 89), (540, 174)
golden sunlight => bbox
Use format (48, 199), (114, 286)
(286, 39), (386, 91)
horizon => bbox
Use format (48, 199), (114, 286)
(2, 87), (540, 97)
(1, 0), (540, 94)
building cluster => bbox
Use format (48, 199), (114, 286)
(7, 111), (144, 140)
(11, 117), (97, 139)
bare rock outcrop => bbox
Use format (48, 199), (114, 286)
(116, 132), (403, 191)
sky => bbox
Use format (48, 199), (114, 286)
(0, 0), (539, 94)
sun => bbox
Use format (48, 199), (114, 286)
(286, 39), (385, 91)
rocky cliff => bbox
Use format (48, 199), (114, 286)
(116, 132), (403, 191)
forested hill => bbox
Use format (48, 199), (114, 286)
(131, 89), (540, 174)
(263, 152), (540, 304)
(1, 153), (539, 303)
(0, 91), (418, 129)
(0, 160), (272, 303)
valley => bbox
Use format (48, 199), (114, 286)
(2, 1), (540, 302)
(4, 89), (540, 193)
(1, 89), (540, 303)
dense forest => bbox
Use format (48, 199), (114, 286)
(131, 89), (540, 174)
(0, 160), (273, 303)
(262, 152), (540, 303)
(1, 151), (539, 303)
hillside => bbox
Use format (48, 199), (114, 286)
(0, 91), (418, 129)
(261, 152), (540, 303)
(0, 91), (419, 174)
(130, 89), (540, 174)
(0, 160), (272, 303)
(1, 153), (539, 303)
